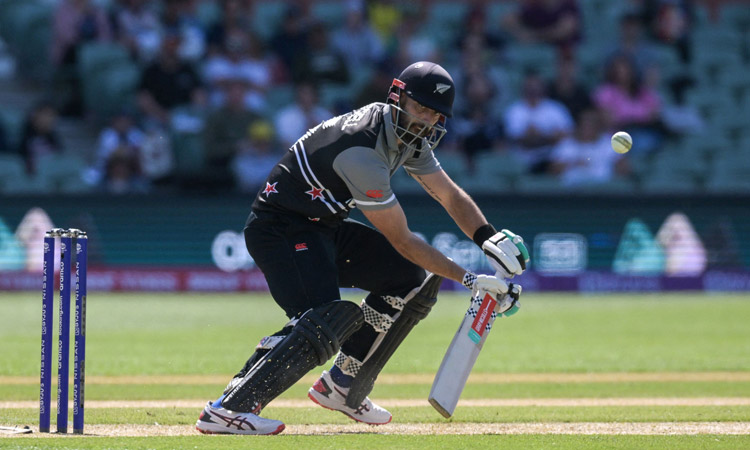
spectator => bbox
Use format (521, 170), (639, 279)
(353, 62), (395, 108)
(270, 4), (315, 77)
(450, 34), (512, 115)
(51, 0), (113, 66)
(605, 11), (661, 89)
(206, 0), (254, 56)
(547, 54), (592, 121)
(661, 76), (705, 137)
(451, 52), (506, 166)
(641, 0), (694, 64)
(501, 0), (581, 55)
(504, 70), (574, 173)
(202, 79), (260, 181)
(392, 8), (439, 69)
(137, 32), (206, 128)
(367, 0), (403, 54)
(331, 2), (386, 72)
(456, 5), (505, 56)
(203, 28), (274, 112)
(232, 120), (280, 192)
(549, 107), (631, 185)
(18, 101), (63, 175)
(103, 147), (149, 194)
(593, 54), (664, 155)
(51, 0), (113, 116)
(86, 109), (147, 188)
(274, 82), (332, 149)
(455, 93), (505, 169)
(89, 110), (150, 193)
(291, 22), (350, 86)
(112, 0), (162, 63)
(160, 0), (207, 63)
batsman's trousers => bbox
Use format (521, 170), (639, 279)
(244, 210), (426, 319)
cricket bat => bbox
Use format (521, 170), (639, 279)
(428, 289), (503, 418)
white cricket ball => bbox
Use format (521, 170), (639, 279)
(611, 131), (632, 154)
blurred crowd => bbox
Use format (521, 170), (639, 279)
(0, 0), (710, 194)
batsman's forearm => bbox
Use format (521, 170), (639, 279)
(391, 233), (467, 283)
(443, 188), (489, 240)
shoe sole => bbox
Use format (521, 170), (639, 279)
(307, 391), (392, 426)
(195, 423), (285, 435)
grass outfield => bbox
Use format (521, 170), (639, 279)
(1, 292), (749, 449)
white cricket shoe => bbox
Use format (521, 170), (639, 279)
(195, 401), (285, 435)
(308, 370), (392, 425)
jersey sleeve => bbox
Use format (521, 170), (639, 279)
(333, 147), (397, 211)
(402, 149), (441, 175)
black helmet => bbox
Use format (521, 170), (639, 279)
(387, 61), (454, 152)
(396, 61), (454, 117)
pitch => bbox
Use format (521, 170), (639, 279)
(1, 292), (749, 449)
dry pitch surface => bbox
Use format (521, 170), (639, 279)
(2, 421), (750, 437)
(3, 372), (750, 437)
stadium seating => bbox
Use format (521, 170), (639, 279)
(0, 1), (46, 47)
(311, 1), (347, 27)
(0, 105), (24, 151)
(0, 153), (54, 195)
(251, 1), (287, 42)
(81, 59), (140, 121)
(171, 131), (205, 177)
(705, 152), (750, 194)
(0, 173), (53, 194)
(640, 175), (698, 194)
(476, 152), (525, 177)
(263, 83), (295, 119)
(504, 44), (557, 78)
(390, 169), (423, 194)
(0, 0), (748, 196)
(11, 5), (51, 81)
(0, 153), (25, 181)
(457, 172), (513, 194)
(425, 1), (469, 47)
(77, 42), (132, 82)
(647, 146), (707, 184)
(434, 152), (469, 180)
(514, 174), (564, 194)
(35, 152), (88, 191)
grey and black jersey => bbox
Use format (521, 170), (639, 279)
(251, 102), (441, 223)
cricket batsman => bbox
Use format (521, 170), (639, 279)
(196, 61), (530, 435)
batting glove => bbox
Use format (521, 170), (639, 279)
(462, 272), (508, 297)
(497, 283), (522, 317)
(482, 229), (529, 279)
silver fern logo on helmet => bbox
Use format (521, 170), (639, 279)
(434, 83), (451, 94)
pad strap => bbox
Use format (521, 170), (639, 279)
(382, 295), (406, 311)
(335, 352), (363, 377)
(360, 300), (395, 333)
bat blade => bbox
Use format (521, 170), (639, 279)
(428, 290), (500, 418)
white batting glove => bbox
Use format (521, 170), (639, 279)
(482, 229), (529, 279)
(497, 283), (522, 317)
(462, 272), (508, 297)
